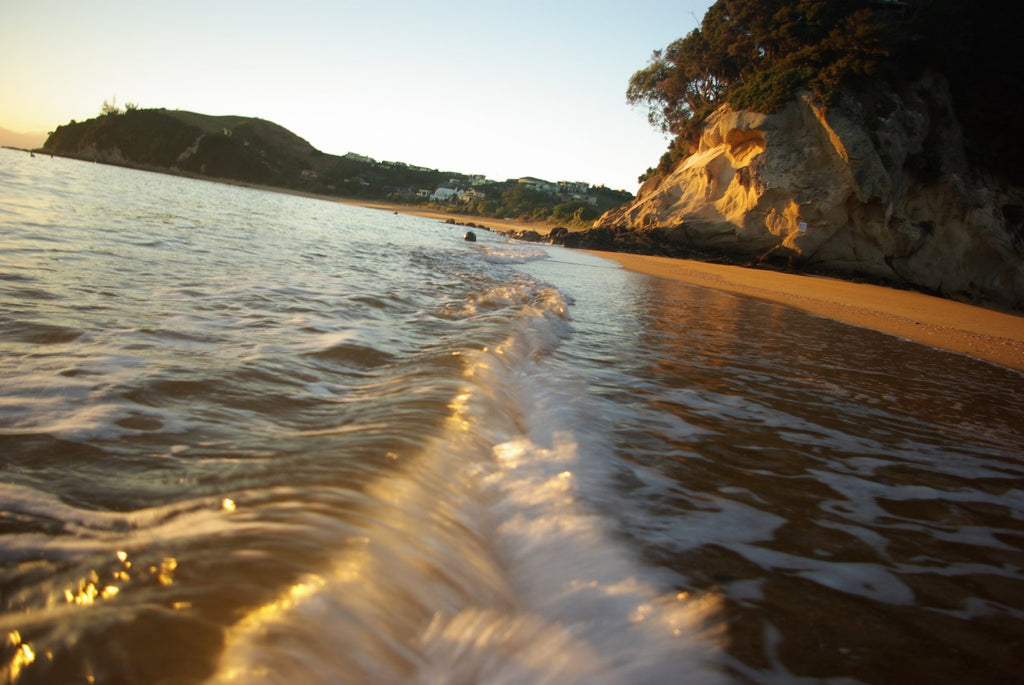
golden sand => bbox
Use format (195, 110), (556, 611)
(586, 251), (1024, 372)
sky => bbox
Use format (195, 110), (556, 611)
(0, 0), (712, 191)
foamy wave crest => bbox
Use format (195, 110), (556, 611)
(209, 285), (725, 684)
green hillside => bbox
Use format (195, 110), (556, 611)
(42, 108), (632, 224)
(44, 108), (323, 186)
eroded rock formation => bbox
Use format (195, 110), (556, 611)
(592, 73), (1024, 310)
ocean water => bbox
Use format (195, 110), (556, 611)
(1, 147), (1022, 684)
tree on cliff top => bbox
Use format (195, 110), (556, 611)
(628, 0), (890, 141)
(628, 0), (1024, 183)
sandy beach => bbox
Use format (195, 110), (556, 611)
(43, 162), (1024, 369)
(345, 199), (1024, 371)
(588, 251), (1024, 372)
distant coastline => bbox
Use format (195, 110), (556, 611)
(0, 127), (47, 150)
(39, 108), (631, 236)
(197, 174), (561, 238)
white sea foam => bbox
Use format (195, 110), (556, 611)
(209, 284), (726, 684)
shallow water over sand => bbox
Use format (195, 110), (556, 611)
(1, 148), (1023, 684)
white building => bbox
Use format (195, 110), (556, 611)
(517, 177), (557, 194)
(430, 187), (459, 202)
(343, 152), (376, 164)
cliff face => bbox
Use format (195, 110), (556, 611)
(597, 73), (1024, 310)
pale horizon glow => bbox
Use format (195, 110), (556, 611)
(0, 1), (711, 191)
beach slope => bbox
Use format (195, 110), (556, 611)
(588, 251), (1024, 372)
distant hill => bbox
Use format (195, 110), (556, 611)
(44, 109), (326, 187)
(42, 108), (632, 223)
(0, 125), (47, 150)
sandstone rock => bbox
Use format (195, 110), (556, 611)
(596, 73), (1024, 309)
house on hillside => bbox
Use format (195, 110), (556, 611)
(344, 152), (375, 164)
(430, 187), (459, 202)
(458, 189), (487, 203)
(517, 177), (557, 194)
(558, 180), (589, 195)
(386, 186), (416, 200)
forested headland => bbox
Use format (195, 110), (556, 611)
(627, 0), (1021, 185)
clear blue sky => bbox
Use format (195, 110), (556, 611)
(0, 0), (712, 191)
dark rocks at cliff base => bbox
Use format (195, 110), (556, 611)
(548, 225), (721, 259)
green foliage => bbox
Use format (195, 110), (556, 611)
(413, 182), (630, 227)
(627, 27), (725, 136)
(46, 109), (200, 167)
(629, 0), (1024, 183)
(100, 98), (123, 116)
(551, 201), (600, 224)
(727, 66), (814, 113)
(44, 109), (315, 185)
(628, 0), (894, 136)
(498, 185), (551, 218)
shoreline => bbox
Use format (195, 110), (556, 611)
(346, 197), (1024, 372)
(339, 199), (557, 237)
(585, 251), (1024, 372)
(30, 153), (559, 238)
(148, 175), (1024, 372)
(34, 153), (561, 238)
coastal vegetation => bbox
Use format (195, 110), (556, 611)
(43, 108), (630, 229)
(628, 0), (1021, 183)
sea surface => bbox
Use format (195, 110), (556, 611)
(1, 147), (1023, 684)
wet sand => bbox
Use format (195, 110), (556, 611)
(587, 251), (1024, 372)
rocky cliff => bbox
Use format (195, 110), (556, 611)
(591, 73), (1024, 310)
